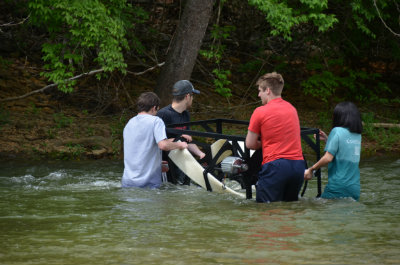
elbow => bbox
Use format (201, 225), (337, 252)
(245, 142), (252, 150)
(245, 140), (256, 150)
(324, 152), (334, 163)
(245, 131), (260, 150)
(158, 140), (168, 151)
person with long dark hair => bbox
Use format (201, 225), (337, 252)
(304, 102), (363, 200)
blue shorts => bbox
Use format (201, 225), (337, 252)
(256, 159), (305, 203)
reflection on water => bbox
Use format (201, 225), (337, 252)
(0, 157), (399, 265)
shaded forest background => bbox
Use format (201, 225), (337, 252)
(0, 0), (399, 159)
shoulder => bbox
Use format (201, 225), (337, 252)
(331, 127), (348, 135)
(157, 105), (172, 115)
(140, 114), (163, 123)
(250, 106), (266, 124)
(182, 109), (190, 116)
(157, 105), (174, 121)
(279, 99), (297, 111)
(253, 105), (266, 114)
(151, 116), (166, 131)
(328, 127), (350, 141)
(153, 115), (164, 124)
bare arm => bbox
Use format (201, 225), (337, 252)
(158, 138), (188, 151)
(187, 143), (206, 159)
(245, 130), (261, 150)
(304, 151), (334, 180)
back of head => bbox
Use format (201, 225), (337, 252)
(256, 72), (284, 95)
(136, 92), (160, 112)
(333, 102), (363, 134)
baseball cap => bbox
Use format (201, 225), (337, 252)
(172, 80), (200, 96)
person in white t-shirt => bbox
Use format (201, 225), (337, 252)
(121, 92), (188, 188)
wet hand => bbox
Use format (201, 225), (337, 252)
(178, 141), (188, 149)
(319, 130), (328, 141)
(182, 134), (192, 142)
(304, 168), (313, 180)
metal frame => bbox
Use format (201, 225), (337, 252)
(166, 118), (321, 199)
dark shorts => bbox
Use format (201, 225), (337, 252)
(256, 159), (305, 203)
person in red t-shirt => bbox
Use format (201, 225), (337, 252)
(246, 72), (305, 203)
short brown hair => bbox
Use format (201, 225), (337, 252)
(172, 94), (187, 102)
(136, 92), (160, 112)
(256, 72), (284, 95)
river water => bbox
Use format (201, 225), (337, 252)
(1, 156), (399, 265)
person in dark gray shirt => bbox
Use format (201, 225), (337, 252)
(157, 80), (205, 185)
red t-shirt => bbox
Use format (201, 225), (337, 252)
(248, 98), (303, 164)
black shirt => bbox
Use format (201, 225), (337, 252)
(157, 104), (190, 137)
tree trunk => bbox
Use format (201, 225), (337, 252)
(155, 0), (215, 106)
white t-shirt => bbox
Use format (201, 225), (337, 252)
(121, 114), (167, 188)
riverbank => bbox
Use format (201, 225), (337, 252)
(0, 59), (399, 160)
(1, 91), (399, 161)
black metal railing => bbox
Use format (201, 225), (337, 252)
(166, 119), (321, 199)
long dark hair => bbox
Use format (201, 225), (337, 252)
(333, 102), (363, 134)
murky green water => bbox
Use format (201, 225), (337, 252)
(1, 157), (399, 265)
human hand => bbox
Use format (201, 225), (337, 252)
(304, 168), (313, 180)
(181, 134), (192, 142)
(178, 141), (188, 150)
(319, 130), (328, 141)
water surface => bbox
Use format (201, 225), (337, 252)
(1, 157), (399, 265)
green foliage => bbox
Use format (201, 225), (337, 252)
(340, 69), (390, 103)
(199, 25), (235, 63)
(200, 24), (235, 97)
(212, 69), (232, 97)
(210, 25), (236, 45)
(361, 112), (376, 137)
(110, 113), (128, 157)
(40, 43), (77, 92)
(301, 70), (339, 103)
(53, 112), (74, 128)
(28, 0), (147, 93)
(301, 59), (391, 104)
(350, 0), (377, 38)
(248, 0), (338, 41)
(362, 112), (400, 152)
(66, 143), (86, 159)
(317, 110), (333, 130)
(238, 60), (264, 73)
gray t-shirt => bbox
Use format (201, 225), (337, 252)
(121, 114), (167, 188)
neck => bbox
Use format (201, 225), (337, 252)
(171, 101), (187, 113)
(139, 108), (156, 116)
(267, 95), (281, 103)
